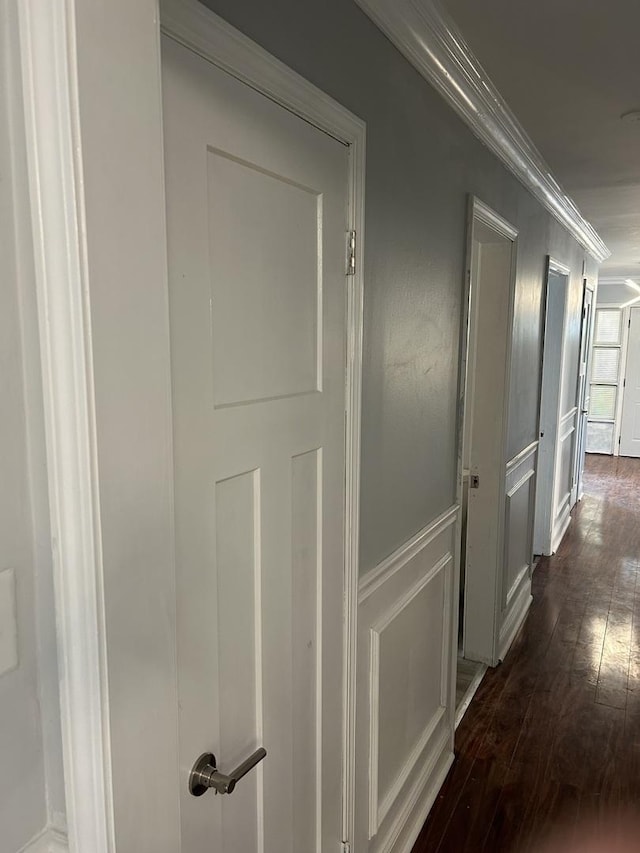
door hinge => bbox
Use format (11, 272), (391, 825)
(346, 230), (356, 276)
(341, 843), (351, 853)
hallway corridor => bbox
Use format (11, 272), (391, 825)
(413, 454), (640, 852)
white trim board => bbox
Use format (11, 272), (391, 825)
(473, 197), (518, 241)
(358, 504), (458, 603)
(353, 0), (609, 263)
(17, 2), (114, 851)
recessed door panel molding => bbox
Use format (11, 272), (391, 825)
(207, 148), (322, 407)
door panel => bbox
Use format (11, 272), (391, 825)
(207, 149), (321, 406)
(464, 235), (514, 662)
(162, 33), (349, 853)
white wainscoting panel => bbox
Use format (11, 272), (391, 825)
(356, 505), (458, 853)
(369, 553), (450, 833)
(499, 443), (536, 660)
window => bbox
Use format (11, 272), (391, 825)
(586, 308), (623, 454)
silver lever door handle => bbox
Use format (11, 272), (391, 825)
(189, 748), (266, 797)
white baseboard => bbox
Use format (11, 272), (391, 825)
(393, 747), (455, 853)
(499, 579), (532, 662)
(18, 827), (68, 853)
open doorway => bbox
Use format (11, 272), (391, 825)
(455, 199), (518, 722)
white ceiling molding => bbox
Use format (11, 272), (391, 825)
(353, 0), (611, 263)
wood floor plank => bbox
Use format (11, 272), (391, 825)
(412, 455), (640, 852)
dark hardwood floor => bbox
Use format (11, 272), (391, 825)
(412, 454), (640, 852)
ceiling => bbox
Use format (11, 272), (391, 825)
(439, 0), (640, 278)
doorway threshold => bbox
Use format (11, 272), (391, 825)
(455, 657), (487, 729)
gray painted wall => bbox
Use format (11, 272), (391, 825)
(200, 0), (598, 573)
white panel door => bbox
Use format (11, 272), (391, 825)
(162, 34), (349, 853)
(533, 268), (567, 556)
(620, 308), (640, 457)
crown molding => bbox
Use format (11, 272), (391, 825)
(353, 0), (610, 263)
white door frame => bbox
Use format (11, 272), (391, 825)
(17, 1), (365, 849)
